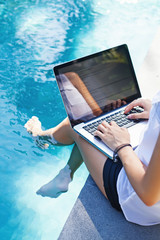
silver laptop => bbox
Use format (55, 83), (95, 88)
(54, 44), (147, 159)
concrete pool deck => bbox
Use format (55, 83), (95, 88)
(58, 28), (160, 240)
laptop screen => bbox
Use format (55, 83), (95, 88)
(54, 44), (141, 127)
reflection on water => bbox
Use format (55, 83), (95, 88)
(0, 0), (160, 239)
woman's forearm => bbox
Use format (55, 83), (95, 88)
(142, 133), (160, 205)
(118, 147), (148, 204)
(118, 135), (160, 206)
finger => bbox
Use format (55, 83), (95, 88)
(101, 120), (110, 127)
(94, 130), (104, 139)
(109, 121), (118, 126)
(124, 99), (140, 114)
(97, 123), (106, 133)
(125, 98), (147, 114)
(128, 112), (148, 120)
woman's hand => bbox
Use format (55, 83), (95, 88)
(94, 121), (130, 151)
(124, 98), (152, 120)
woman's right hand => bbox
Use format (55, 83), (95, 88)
(124, 98), (152, 120)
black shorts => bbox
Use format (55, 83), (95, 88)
(103, 157), (123, 211)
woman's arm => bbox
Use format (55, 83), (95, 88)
(141, 133), (160, 205)
(118, 134), (160, 206)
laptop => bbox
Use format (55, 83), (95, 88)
(53, 44), (147, 159)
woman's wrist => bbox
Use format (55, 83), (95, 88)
(113, 143), (132, 162)
(118, 145), (134, 164)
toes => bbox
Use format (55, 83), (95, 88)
(24, 120), (33, 129)
(24, 116), (41, 134)
(32, 116), (39, 121)
(41, 143), (49, 149)
(36, 189), (44, 196)
(36, 189), (40, 195)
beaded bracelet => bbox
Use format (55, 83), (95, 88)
(113, 143), (132, 162)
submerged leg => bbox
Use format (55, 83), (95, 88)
(36, 144), (83, 198)
(25, 116), (107, 199)
(68, 143), (83, 179)
(37, 118), (108, 199)
(53, 118), (108, 197)
(24, 117), (75, 148)
(25, 116), (84, 197)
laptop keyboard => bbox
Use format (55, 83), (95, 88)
(83, 107), (144, 136)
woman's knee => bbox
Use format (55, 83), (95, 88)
(63, 117), (70, 126)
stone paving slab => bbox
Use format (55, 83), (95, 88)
(59, 176), (160, 240)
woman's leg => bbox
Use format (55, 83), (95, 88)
(37, 117), (108, 198)
(68, 144), (83, 179)
(41, 117), (75, 145)
(72, 133), (107, 197)
(36, 144), (83, 198)
(25, 116), (84, 197)
(25, 117), (75, 147)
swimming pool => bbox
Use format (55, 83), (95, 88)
(0, 0), (160, 239)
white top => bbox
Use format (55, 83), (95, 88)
(117, 91), (160, 226)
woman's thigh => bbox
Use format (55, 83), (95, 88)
(53, 117), (75, 145)
(72, 131), (108, 198)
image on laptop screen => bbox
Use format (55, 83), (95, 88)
(54, 44), (141, 127)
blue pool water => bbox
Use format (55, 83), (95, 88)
(0, 0), (160, 239)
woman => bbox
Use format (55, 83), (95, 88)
(25, 90), (160, 226)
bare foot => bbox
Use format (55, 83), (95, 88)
(24, 116), (42, 135)
(24, 116), (49, 149)
(36, 165), (72, 198)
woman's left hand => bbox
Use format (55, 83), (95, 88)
(94, 121), (130, 151)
